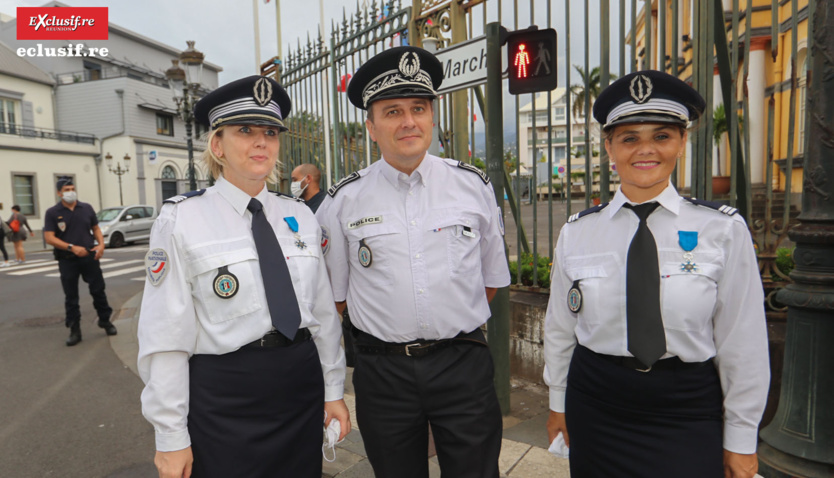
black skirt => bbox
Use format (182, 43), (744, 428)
(565, 345), (724, 478)
(188, 340), (325, 478)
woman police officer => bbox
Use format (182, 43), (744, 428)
(137, 75), (349, 478)
(543, 71), (769, 478)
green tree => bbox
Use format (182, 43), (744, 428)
(712, 103), (744, 176)
(570, 65), (617, 122)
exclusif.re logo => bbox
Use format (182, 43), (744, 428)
(17, 7), (108, 40)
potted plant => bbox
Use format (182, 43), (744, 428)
(712, 104), (744, 195)
(590, 191), (601, 206)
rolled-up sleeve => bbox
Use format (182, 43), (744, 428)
(137, 206), (198, 452)
(543, 225), (578, 413)
(712, 217), (770, 454)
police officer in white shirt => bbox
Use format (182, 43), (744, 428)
(137, 75), (349, 478)
(543, 70), (769, 478)
(316, 46), (510, 478)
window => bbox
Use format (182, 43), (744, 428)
(0, 98), (19, 134)
(554, 147), (566, 160)
(161, 165), (178, 200)
(797, 52), (808, 154)
(125, 207), (146, 219)
(12, 174), (36, 216)
(554, 107), (566, 120)
(156, 113), (174, 136)
(83, 60), (102, 81)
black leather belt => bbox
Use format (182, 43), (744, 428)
(243, 328), (311, 349)
(354, 328), (486, 358)
(593, 349), (712, 373)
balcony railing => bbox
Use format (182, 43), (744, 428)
(56, 67), (169, 88)
(0, 123), (96, 145)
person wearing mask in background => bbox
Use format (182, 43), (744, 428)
(291, 162), (327, 212)
(137, 76), (349, 478)
(8, 204), (34, 264)
(43, 178), (117, 346)
(543, 71), (769, 478)
(316, 46), (510, 478)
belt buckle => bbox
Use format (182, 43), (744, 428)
(404, 343), (422, 357)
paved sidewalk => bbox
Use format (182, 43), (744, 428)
(111, 293), (571, 477)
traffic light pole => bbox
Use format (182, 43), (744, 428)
(485, 21), (511, 416)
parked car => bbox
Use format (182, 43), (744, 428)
(96, 205), (157, 248)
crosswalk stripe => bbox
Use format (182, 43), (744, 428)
(102, 265), (146, 279)
(7, 258), (115, 276)
(43, 260), (143, 278)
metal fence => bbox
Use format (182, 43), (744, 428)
(276, 0), (811, 319)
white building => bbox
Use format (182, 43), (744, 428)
(518, 87), (602, 187)
(0, 1), (223, 219)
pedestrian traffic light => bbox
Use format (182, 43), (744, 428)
(506, 27), (558, 95)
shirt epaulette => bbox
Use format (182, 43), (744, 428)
(567, 203), (609, 223)
(163, 189), (206, 204)
(327, 172), (361, 197)
(455, 160), (490, 184)
(271, 190), (303, 202)
(684, 197), (738, 216)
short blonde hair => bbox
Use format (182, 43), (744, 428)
(200, 126), (282, 184)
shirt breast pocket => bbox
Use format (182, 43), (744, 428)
(563, 253), (620, 325)
(345, 222), (399, 287)
(427, 213), (481, 275)
(188, 248), (263, 324)
(277, 233), (319, 307)
(660, 260), (721, 331)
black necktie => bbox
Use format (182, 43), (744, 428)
(247, 198), (301, 339)
(624, 202), (666, 368)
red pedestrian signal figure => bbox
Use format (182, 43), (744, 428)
(514, 43), (530, 78)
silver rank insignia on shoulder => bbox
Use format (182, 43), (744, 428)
(358, 239), (372, 268)
(213, 266), (239, 298)
(567, 280), (582, 313)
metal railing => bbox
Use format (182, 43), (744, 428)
(0, 122), (95, 145)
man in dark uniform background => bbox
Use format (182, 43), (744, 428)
(43, 178), (116, 346)
(290, 163), (327, 212)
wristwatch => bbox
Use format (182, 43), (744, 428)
(67, 244), (73, 252)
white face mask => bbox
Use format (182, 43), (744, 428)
(62, 191), (78, 204)
(290, 180), (308, 198)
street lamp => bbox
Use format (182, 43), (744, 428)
(105, 152), (131, 206)
(166, 41), (205, 192)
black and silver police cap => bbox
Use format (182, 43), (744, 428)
(347, 46), (444, 110)
(194, 75), (292, 131)
(593, 70), (706, 131)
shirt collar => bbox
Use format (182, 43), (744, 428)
(215, 175), (271, 216)
(379, 154), (430, 190)
(607, 181), (681, 218)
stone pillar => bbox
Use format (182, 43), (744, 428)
(747, 38), (767, 185)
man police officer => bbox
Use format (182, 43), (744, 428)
(316, 46), (510, 478)
(44, 177), (116, 346)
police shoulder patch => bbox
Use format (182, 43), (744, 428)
(684, 197), (738, 216)
(328, 171), (361, 197)
(567, 203), (609, 223)
(163, 189), (206, 204)
(455, 160), (490, 184)
(272, 190), (303, 202)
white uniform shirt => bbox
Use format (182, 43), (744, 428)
(137, 176), (345, 452)
(543, 184), (769, 454)
(316, 154), (511, 342)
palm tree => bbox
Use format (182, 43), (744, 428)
(570, 66), (617, 122)
(712, 103), (744, 176)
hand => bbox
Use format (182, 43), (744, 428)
(73, 246), (89, 258)
(93, 245), (104, 260)
(324, 399), (351, 442)
(723, 450), (758, 478)
(546, 410), (569, 447)
(29, 231), (34, 237)
(154, 447), (193, 478)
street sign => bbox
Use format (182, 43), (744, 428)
(435, 35), (507, 95)
(506, 28), (558, 95)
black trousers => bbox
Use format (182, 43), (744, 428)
(565, 345), (724, 478)
(353, 330), (502, 478)
(0, 236), (7, 261)
(58, 255), (112, 328)
(188, 340), (325, 478)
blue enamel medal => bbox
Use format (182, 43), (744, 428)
(678, 231), (698, 273)
(284, 216), (307, 250)
(213, 266), (239, 298)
